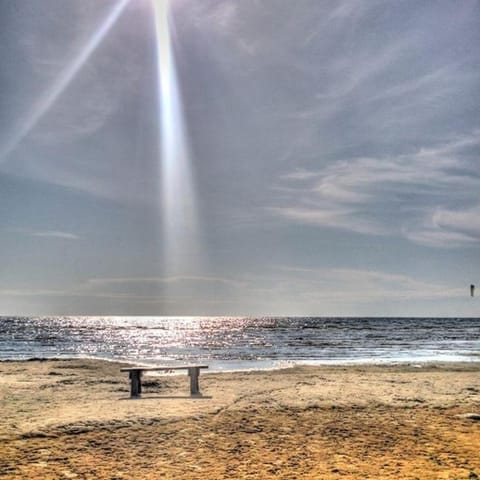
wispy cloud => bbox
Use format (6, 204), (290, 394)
(5, 227), (80, 241)
(0, 288), (71, 298)
(0, 274), (245, 310)
(0, 0), (151, 204)
(403, 206), (480, 248)
(31, 230), (80, 240)
(270, 131), (480, 247)
(85, 275), (244, 288)
(268, 265), (463, 301)
(0, 0), (130, 161)
(0, 266), (464, 315)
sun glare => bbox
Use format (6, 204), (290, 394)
(0, 0), (130, 163)
(0, 0), (203, 285)
(152, 0), (202, 277)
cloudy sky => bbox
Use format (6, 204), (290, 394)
(0, 0), (479, 316)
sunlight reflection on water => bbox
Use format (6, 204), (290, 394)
(1, 316), (479, 371)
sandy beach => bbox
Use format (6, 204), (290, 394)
(0, 359), (479, 479)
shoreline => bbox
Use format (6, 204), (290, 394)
(1, 358), (480, 479)
(1, 353), (480, 374)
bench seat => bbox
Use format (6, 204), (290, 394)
(121, 365), (208, 397)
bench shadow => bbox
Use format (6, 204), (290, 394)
(119, 395), (212, 400)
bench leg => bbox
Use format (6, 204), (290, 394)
(188, 367), (200, 395)
(129, 369), (142, 398)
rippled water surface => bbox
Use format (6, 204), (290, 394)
(1, 316), (479, 370)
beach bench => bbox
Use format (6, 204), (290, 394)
(120, 365), (208, 398)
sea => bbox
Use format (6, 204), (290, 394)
(1, 316), (479, 371)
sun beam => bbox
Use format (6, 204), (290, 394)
(0, 0), (130, 163)
(152, 0), (202, 276)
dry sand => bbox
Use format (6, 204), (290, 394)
(0, 358), (479, 479)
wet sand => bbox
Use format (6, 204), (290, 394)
(1, 359), (479, 479)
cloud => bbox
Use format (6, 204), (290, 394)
(0, 0), (160, 204)
(268, 265), (463, 301)
(0, 274), (245, 311)
(31, 231), (80, 240)
(433, 207), (480, 240)
(5, 227), (80, 241)
(0, 266), (463, 315)
(0, 0), (133, 159)
(328, 0), (366, 21)
(85, 275), (244, 288)
(269, 131), (480, 247)
(192, 1), (238, 32)
(0, 288), (70, 298)
(42, 274), (245, 304)
(403, 206), (480, 247)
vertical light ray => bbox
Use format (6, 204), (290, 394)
(153, 0), (201, 276)
(0, 0), (130, 162)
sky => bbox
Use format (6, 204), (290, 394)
(0, 0), (479, 316)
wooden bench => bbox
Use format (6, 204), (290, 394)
(120, 365), (208, 398)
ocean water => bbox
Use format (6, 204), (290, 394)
(1, 316), (479, 371)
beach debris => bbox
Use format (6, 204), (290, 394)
(62, 471), (79, 479)
(471, 284), (475, 297)
(456, 413), (480, 421)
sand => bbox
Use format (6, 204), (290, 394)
(1, 359), (479, 479)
